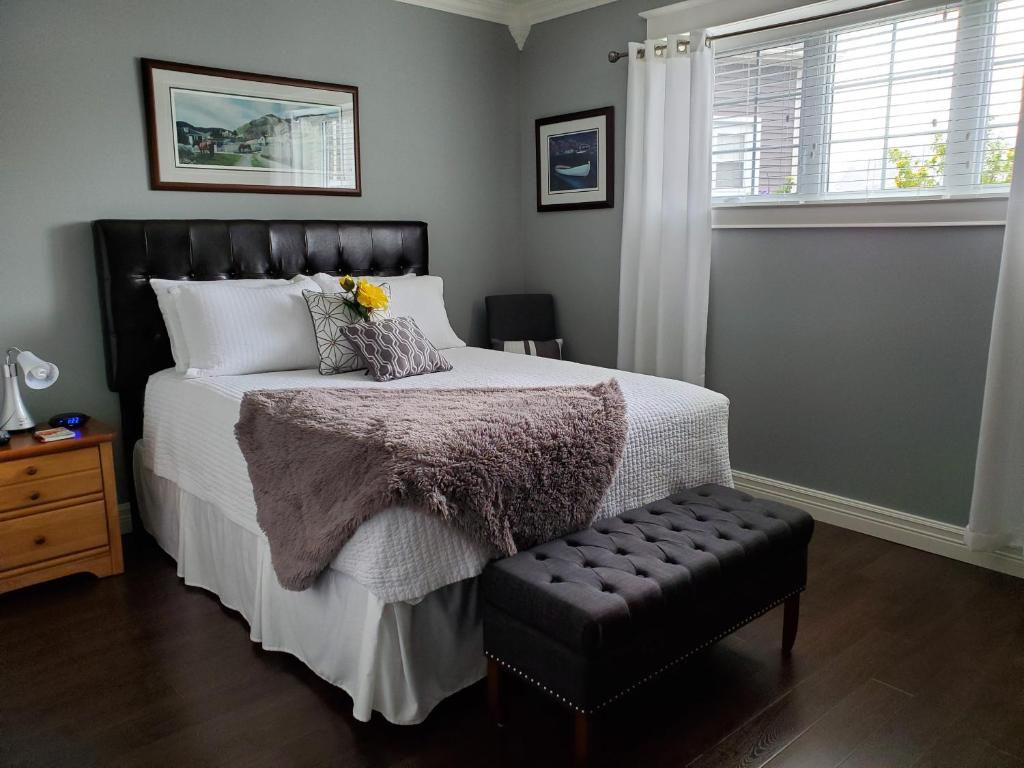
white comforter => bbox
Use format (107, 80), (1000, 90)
(142, 347), (732, 603)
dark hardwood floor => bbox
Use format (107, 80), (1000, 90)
(2, 523), (1022, 768)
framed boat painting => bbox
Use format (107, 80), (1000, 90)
(142, 59), (361, 195)
(535, 107), (613, 212)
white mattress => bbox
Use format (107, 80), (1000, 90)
(143, 346), (732, 603)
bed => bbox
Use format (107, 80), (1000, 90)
(94, 219), (733, 724)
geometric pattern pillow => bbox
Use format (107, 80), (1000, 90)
(303, 289), (393, 375)
(491, 338), (563, 359)
(341, 316), (453, 382)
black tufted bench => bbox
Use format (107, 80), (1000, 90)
(481, 484), (814, 766)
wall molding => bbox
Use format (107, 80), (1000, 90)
(393, 0), (617, 48)
(733, 471), (1024, 580)
(518, 0), (616, 25)
(394, 0), (509, 24)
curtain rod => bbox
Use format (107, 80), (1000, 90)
(609, 0), (915, 61)
(609, 38), (688, 62)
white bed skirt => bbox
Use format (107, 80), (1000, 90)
(134, 443), (486, 725)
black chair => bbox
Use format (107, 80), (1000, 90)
(485, 294), (558, 349)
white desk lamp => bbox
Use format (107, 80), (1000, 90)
(1, 347), (60, 432)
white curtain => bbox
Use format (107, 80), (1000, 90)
(966, 95), (1024, 553)
(617, 33), (714, 386)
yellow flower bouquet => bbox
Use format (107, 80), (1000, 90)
(337, 275), (390, 322)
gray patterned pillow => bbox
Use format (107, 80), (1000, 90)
(341, 316), (453, 382)
(303, 289), (392, 375)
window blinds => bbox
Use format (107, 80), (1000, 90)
(712, 0), (1024, 203)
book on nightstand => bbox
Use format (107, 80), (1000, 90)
(33, 427), (77, 443)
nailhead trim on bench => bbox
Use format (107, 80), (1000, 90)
(485, 586), (805, 716)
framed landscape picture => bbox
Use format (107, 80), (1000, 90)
(142, 59), (360, 195)
(535, 107), (613, 212)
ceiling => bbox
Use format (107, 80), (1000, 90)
(393, 0), (618, 48)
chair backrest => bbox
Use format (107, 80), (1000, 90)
(486, 294), (557, 343)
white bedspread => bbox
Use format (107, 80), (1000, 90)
(143, 347), (732, 603)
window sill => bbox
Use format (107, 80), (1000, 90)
(712, 195), (1009, 229)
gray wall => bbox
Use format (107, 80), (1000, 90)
(709, 228), (1000, 526)
(1, 0), (1004, 526)
(0, 0), (523, 494)
(520, 1), (1002, 525)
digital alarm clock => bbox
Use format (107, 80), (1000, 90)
(49, 412), (90, 429)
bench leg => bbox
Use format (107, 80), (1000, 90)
(574, 712), (590, 768)
(782, 593), (800, 655)
(487, 658), (505, 727)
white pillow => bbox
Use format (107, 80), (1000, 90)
(309, 272), (415, 294)
(174, 280), (320, 378)
(151, 277), (298, 372)
(387, 276), (465, 350)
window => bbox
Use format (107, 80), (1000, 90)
(712, 0), (1024, 204)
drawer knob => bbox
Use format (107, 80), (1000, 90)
(34, 535), (47, 546)
(29, 492), (41, 501)
(26, 466), (38, 476)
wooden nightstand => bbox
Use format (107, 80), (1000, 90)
(0, 420), (124, 593)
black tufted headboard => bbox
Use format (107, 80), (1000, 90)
(93, 219), (429, 486)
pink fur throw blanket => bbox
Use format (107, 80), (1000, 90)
(235, 381), (627, 591)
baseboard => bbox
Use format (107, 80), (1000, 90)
(733, 471), (1024, 580)
(111, 473), (1020, 576)
(118, 502), (133, 534)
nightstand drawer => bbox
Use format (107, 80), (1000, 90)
(0, 448), (101, 487)
(0, 500), (109, 571)
(0, 470), (104, 514)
